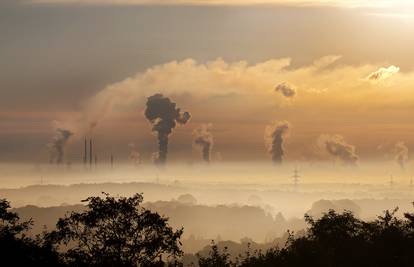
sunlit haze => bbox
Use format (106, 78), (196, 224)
(1, 0), (414, 264)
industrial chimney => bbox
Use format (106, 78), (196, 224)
(83, 138), (87, 165)
(89, 139), (93, 167)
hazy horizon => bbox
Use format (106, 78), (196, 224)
(2, 2), (414, 265)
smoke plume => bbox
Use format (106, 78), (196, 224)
(264, 121), (290, 164)
(128, 143), (141, 165)
(275, 82), (296, 98)
(193, 124), (214, 162)
(47, 128), (74, 164)
(144, 93), (191, 164)
(318, 134), (358, 165)
(393, 141), (409, 170)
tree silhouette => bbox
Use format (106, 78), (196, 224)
(0, 198), (61, 267)
(200, 207), (414, 267)
(47, 193), (183, 267)
(198, 241), (233, 267)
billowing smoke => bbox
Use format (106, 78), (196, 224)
(47, 128), (74, 164)
(264, 121), (290, 164)
(366, 65), (399, 81)
(128, 143), (141, 165)
(275, 82), (296, 98)
(144, 94), (191, 164)
(393, 141), (409, 170)
(193, 124), (214, 162)
(318, 135), (358, 165)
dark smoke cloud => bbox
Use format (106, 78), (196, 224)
(47, 128), (73, 164)
(193, 124), (214, 162)
(144, 93), (191, 164)
(265, 121), (290, 164)
(318, 134), (358, 165)
(275, 82), (296, 98)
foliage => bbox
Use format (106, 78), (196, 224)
(0, 198), (61, 267)
(199, 205), (414, 267)
(198, 241), (233, 267)
(5, 194), (414, 267)
(47, 193), (183, 267)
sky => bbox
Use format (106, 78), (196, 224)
(0, 0), (414, 163)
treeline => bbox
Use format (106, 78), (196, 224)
(2, 194), (414, 267)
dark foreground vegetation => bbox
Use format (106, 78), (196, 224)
(2, 193), (414, 267)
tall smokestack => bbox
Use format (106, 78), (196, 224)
(83, 138), (87, 165)
(89, 139), (93, 167)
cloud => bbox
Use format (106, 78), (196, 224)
(275, 82), (297, 98)
(65, 55), (414, 164)
(366, 65), (400, 81)
(80, 57), (292, 130)
(312, 55), (342, 68)
(318, 134), (358, 165)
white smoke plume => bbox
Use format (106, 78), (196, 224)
(128, 143), (141, 165)
(393, 141), (409, 170)
(47, 128), (74, 164)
